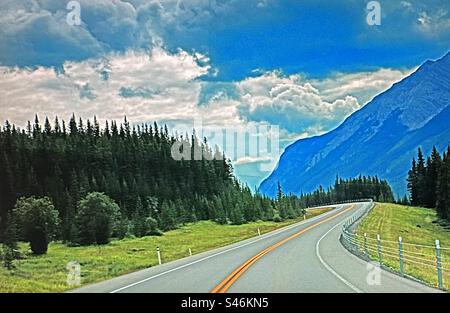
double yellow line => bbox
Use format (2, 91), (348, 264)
(211, 205), (355, 293)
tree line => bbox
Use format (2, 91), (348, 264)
(0, 115), (395, 266)
(0, 116), (306, 257)
(407, 146), (450, 219)
(294, 175), (394, 207)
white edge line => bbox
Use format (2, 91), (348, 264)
(109, 205), (347, 293)
(315, 212), (363, 293)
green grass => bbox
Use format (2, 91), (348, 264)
(0, 208), (331, 293)
(356, 203), (450, 290)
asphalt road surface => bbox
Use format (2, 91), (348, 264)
(72, 202), (439, 293)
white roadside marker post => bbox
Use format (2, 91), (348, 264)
(377, 234), (382, 264)
(257, 228), (261, 236)
(189, 248), (192, 256)
(435, 240), (443, 289)
(157, 246), (162, 265)
(364, 233), (368, 256)
(398, 237), (404, 277)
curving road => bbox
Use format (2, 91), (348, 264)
(72, 202), (439, 293)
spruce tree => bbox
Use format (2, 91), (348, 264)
(437, 148), (450, 219)
(407, 158), (419, 205)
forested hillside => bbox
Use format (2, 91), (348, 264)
(0, 115), (305, 246)
(0, 115), (395, 260)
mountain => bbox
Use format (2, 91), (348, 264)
(259, 52), (450, 197)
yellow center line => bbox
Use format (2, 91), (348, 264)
(211, 204), (355, 293)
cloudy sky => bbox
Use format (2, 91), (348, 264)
(0, 0), (449, 188)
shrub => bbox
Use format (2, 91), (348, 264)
(74, 192), (121, 245)
(12, 197), (60, 254)
(273, 214), (282, 223)
(146, 217), (162, 236)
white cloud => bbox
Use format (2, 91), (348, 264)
(0, 48), (413, 141)
(416, 9), (450, 36)
(0, 45), (414, 186)
(235, 156), (274, 165)
(401, 1), (413, 11)
(0, 47), (210, 126)
(312, 68), (416, 104)
(234, 71), (361, 134)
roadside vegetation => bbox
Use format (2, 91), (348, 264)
(353, 146), (450, 290)
(357, 202), (450, 290)
(406, 146), (450, 220)
(0, 115), (395, 292)
(0, 207), (331, 293)
(0, 116), (393, 267)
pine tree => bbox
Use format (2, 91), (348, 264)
(2, 213), (19, 269)
(276, 181), (283, 202)
(416, 148), (427, 205)
(132, 197), (147, 237)
(160, 201), (177, 231)
(407, 158), (419, 205)
(424, 147), (442, 208)
(437, 148), (450, 219)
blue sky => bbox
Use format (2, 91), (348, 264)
(0, 0), (449, 188)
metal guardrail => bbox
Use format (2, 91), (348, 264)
(307, 198), (374, 209)
(340, 201), (448, 291)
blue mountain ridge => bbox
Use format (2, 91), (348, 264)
(259, 52), (450, 197)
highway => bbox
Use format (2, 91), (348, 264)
(72, 202), (439, 293)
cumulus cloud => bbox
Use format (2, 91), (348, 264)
(0, 44), (413, 184)
(0, 47), (210, 126)
(196, 69), (412, 137)
(311, 68), (416, 104)
(233, 72), (361, 134)
(0, 46), (412, 141)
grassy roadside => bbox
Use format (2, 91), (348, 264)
(0, 208), (331, 293)
(356, 203), (450, 290)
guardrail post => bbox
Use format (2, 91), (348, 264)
(355, 233), (360, 252)
(398, 237), (404, 276)
(435, 240), (443, 289)
(364, 233), (368, 256)
(377, 234), (382, 264)
(351, 232), (357, 250)
(157, 246), (162, 265)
